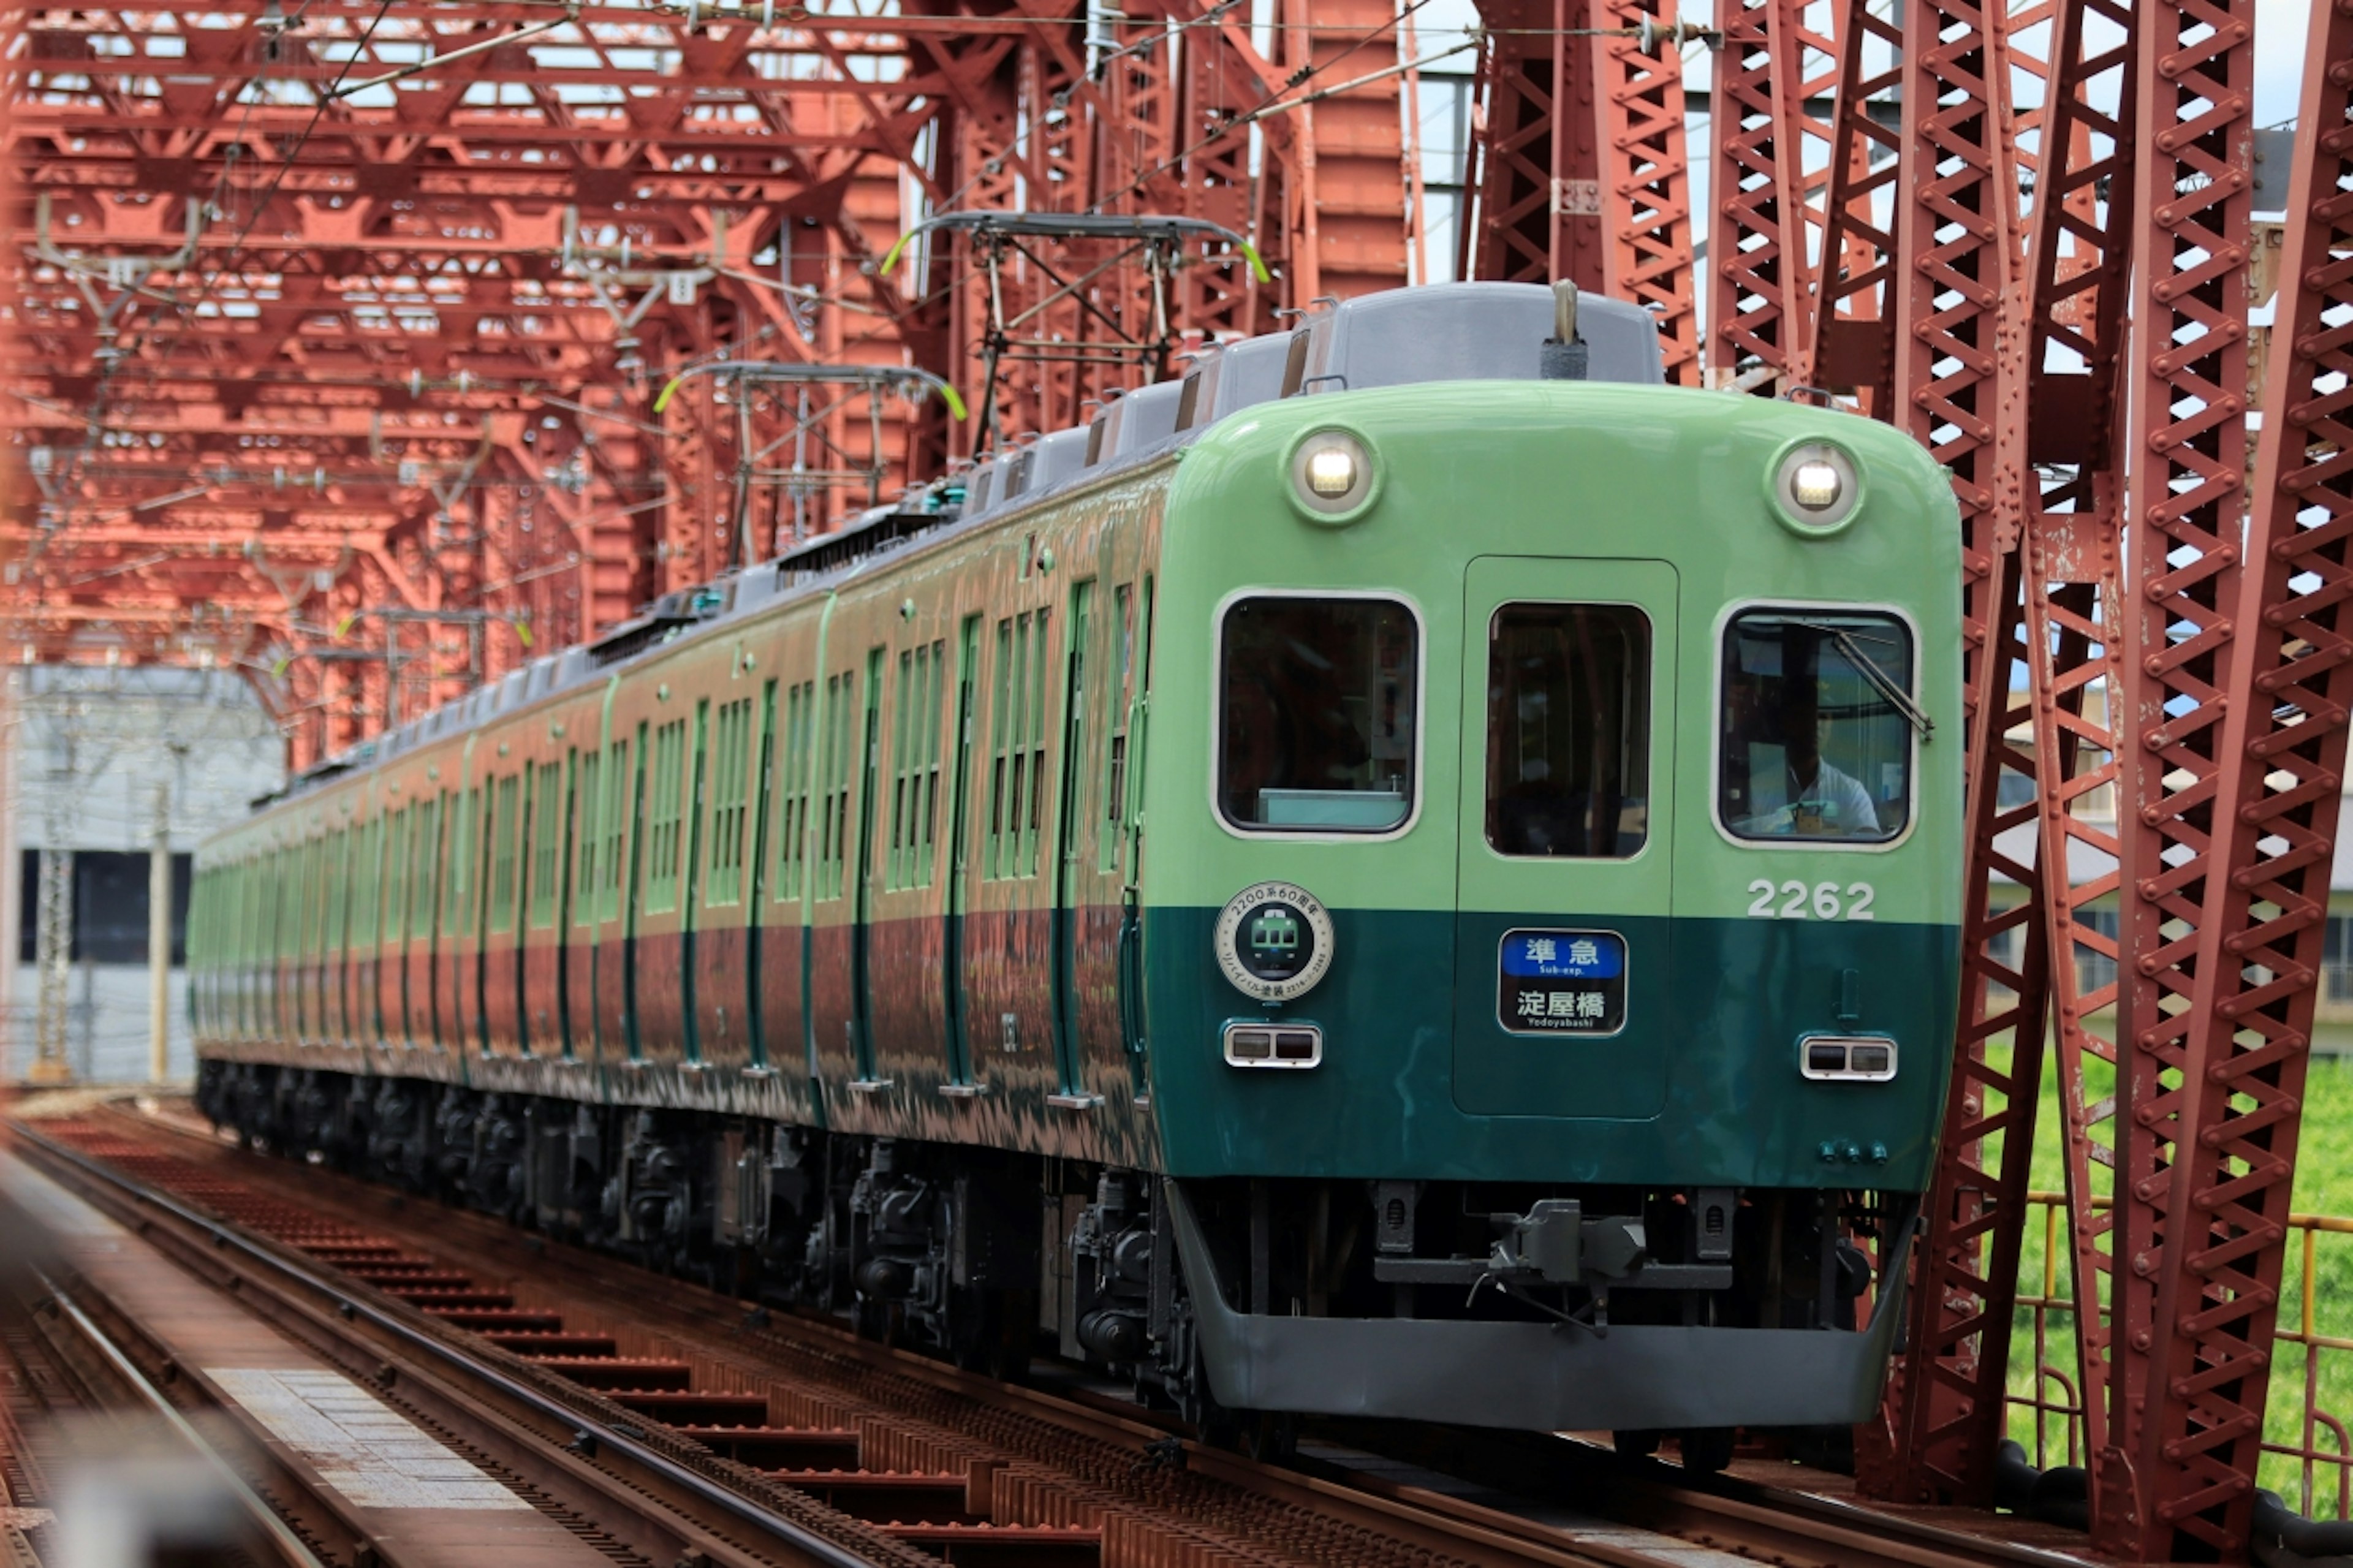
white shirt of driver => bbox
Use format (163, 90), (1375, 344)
(1738, 758), (1881, 836)
(1787, 760), (1879, 835)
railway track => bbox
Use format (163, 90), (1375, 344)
(9, 1100), (2102, 1568)
(0, 1184), (344, 1568)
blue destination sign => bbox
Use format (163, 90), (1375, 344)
(1501, 931), (1624, 980)
(1497, 929), (1627, 1036)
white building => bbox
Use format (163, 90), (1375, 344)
(1, 665), (284, 1083)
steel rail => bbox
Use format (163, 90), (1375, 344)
(88, 1100), (2102, 1568)
(20, 1112), (1651, 1568)
(28, 1269), (328, 1568)
(7, 1121), (882, 1568)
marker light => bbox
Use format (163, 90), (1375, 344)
(1306, 446), (1358, 497)
(1791, 459), (1843, 511)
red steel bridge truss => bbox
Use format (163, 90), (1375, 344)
(6, 0), (2353, 1553)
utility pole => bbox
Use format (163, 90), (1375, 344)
(29, 843), (70, 1084)
(0, 672), (18, 1085)
(149, 779), (170, 1083)
(28, 691), (76, 1085)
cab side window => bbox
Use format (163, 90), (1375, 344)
(1719, 609), (1915, 843)
(1218, 595), (1417, 833)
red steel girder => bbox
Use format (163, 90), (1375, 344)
(2014, 0), (2140, 1488)
(1464, 0), (1698, 383)
(1864, 0), (2036, 1509)
(1704, 0), (1838, 392)
(6, 0), (1363, 769)
(2101, 0), (2260, 1542)
(1802, 0), (1900, 407)
(2095, 0), (2349, 1550)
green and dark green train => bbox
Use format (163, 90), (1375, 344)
(192, 281), (1963, 1464)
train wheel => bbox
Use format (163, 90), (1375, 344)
(1614, 1429), (1662, 1459)
(947, 1288), (1033, 1383)
(1678, 1428), (1735, 1475)
(852, 1296), (901, 1346)
(1233, 1410), (1297, 1466)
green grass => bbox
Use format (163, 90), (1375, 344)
(1988, 1038), (2353, 1514)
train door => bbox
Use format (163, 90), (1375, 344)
(523, 757), (564, 1055)
(1050, 581), (1093, 1097)
(556, 751), (579, 1057)
(1452, 557), (1676, 1120)
(943, 615), (980, 1085)
(623, 721), (649, 1061)
(681, 699), (710, 1062)
(744, 680), (777, 1069)
(849, 648), (884, 1083)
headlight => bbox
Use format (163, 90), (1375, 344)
(1306, 445), (1357, 496)
(1792, 458), (1843, 510)
(1766, 439), (1864, 537)
(1288, 429), (1374, 521)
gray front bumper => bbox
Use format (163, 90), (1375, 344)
(1165, 1181), (1913, 1432)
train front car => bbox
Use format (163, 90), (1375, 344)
(1139, 286), (1963, 1459)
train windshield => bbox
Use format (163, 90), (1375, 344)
(1219, 596), (1418, 833)
(1485, 603), (1651, 857)
(1719, 608), (1914, 843)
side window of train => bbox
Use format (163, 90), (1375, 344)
(1485, 604), (1653, 858)
(442, 792), (468, 936)
(1719, 608), (1915, 844)
(602, 737), (631, 920)
(361, 816), (383, 947)
(1101, 583), (1134, 871)
(886, 642), (945, 891)
(707, 697), (752, 906)
(645, 718), (688, 913)
(986, 610), (1051, 879)
(326, 829), (346, 951)
(1218, 595), (1418, 833)
(776, 681), (814, 901)
(574, 749), (601, 926)
(490, 773), (521, 931)
(830, 672), (858, 898)
(460, 787), (483, 936)
(385, 806), (410, 947)
(529, 760), (563, 928)
(413, 795), (441, 937)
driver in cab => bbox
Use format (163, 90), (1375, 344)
(1729, 672), (1879, 838)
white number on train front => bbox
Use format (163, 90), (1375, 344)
(1745, 878), (1876, 920)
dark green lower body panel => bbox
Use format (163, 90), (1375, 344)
(1145, 906), (1959, 1190)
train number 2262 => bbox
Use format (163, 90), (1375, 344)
(1745, 879), (1877, 921)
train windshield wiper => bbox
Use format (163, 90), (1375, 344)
(1790, 620), (1933, 739)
